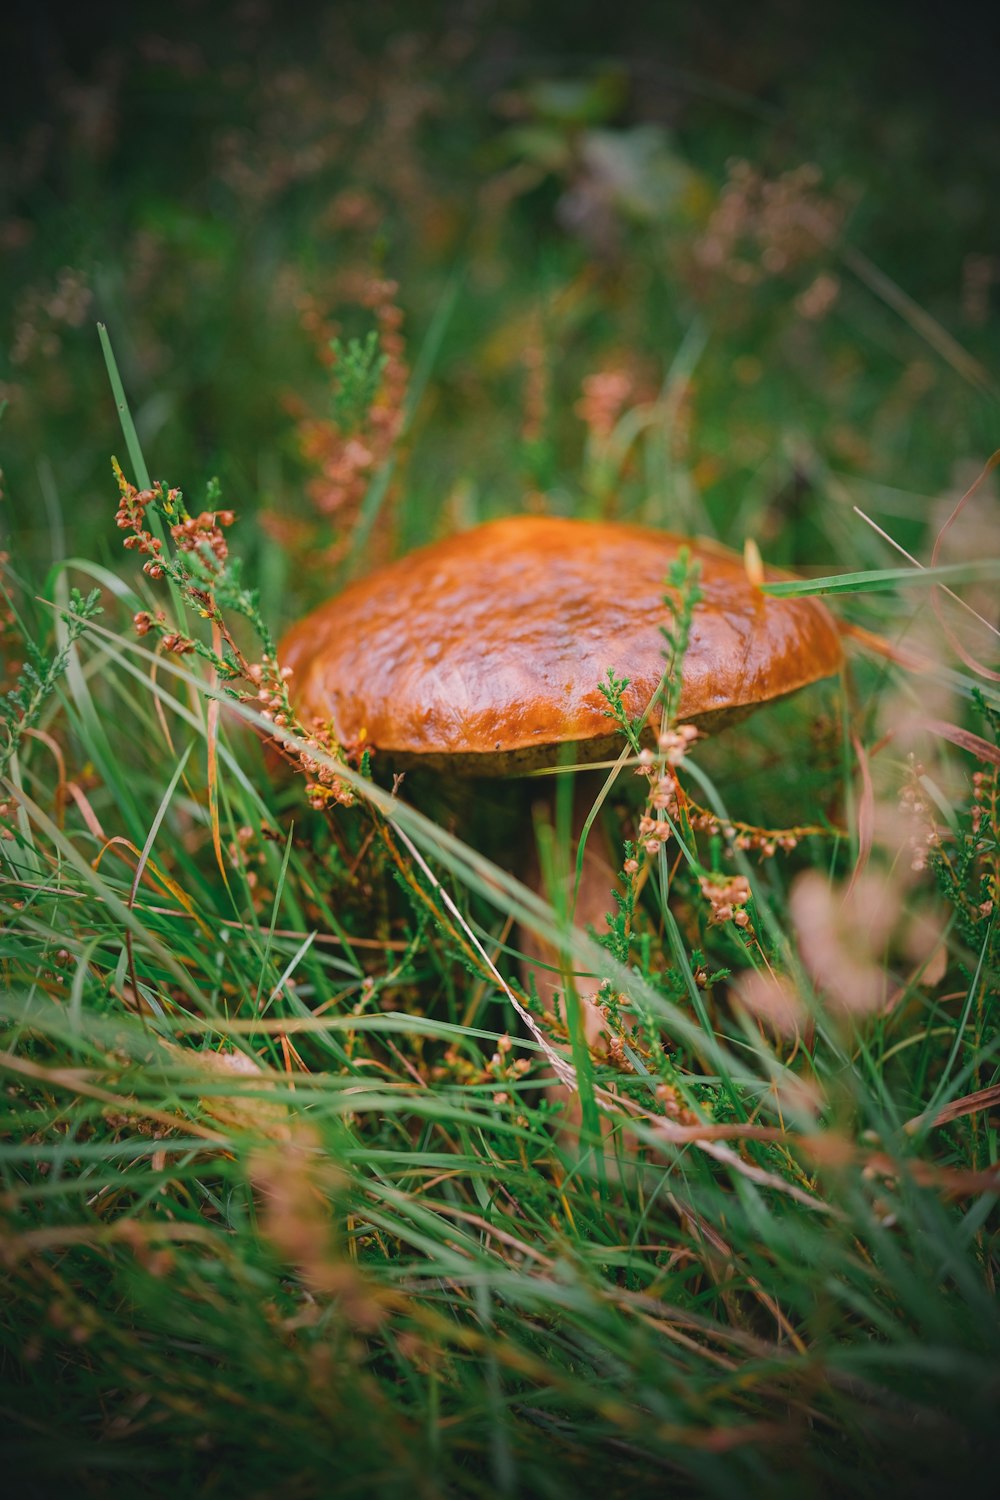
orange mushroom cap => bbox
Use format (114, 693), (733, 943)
(278, 516), (843, 774)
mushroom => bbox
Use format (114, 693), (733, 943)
(278, 516), (843, 773)
(277, 515), (842, 1053)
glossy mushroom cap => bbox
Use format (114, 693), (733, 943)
(278, 516), (843, 774)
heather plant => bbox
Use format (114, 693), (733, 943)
(0, 586), (102, 780)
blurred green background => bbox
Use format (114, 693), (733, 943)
(3, 0), (998, 633)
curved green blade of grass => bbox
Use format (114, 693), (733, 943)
(761, 558), (1000, 597)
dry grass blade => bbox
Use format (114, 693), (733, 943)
(930, 449), (1000, 681)
(905, 1082), (1000, 1134)
(853, 504), (1000, 642)
(389, 819), (578, 1090)
(0, 1048), (227, 1145)
(845, 730), (874, 898)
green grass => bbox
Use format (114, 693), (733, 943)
(2, 10), (999, 1497)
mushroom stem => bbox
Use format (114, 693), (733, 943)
(520, 778), (618, 1148)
